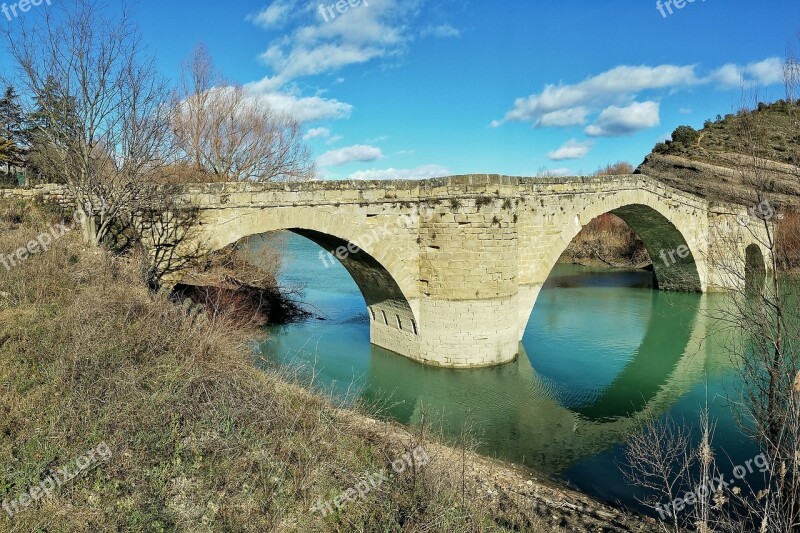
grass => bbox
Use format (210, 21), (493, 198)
(0, 199), (581, 532)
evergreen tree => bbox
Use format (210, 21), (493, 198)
(0, 85), (29, 175)
(26, 76), (78, 182)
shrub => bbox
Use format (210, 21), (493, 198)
(671, 125), (700, 146)
(654, 142), (670, 154)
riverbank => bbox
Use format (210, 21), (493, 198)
(0, 198), (658, 531)
(333, 403), (660, 532)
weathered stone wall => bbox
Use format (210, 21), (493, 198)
(706, 204), (774, 291)
(0, 184), (71, 205)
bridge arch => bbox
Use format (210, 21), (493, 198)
(744, 242), (768, 294)
(191, 207), (420, 358)
(518, 190), (708, 338)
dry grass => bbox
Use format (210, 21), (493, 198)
(0, 200), (584, 532)
(776, 207), (800, 271)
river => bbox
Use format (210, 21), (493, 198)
(256, 232), (761, 513)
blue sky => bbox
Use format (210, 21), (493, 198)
(3, 0), (798, 179)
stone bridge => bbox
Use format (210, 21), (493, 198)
(173, 173), (769, 369)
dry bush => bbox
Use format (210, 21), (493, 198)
(0, 198), (26, 224)
(561, 213), (651, 268)
(559, 162), (650, 267)
(153, 161), (219, 185)
(776, 206), (800, 270)
(175, 235), (307, 328)
(0, 199), (79, 306)
(595, 161), (635, 176)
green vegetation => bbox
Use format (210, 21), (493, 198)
(640, 100), (800, 205)
(653, 101), (800, 165)
(654, 125), (701, 154)
(0, 86), (29, 186)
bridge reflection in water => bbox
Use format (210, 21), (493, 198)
(360, 266), (712, 473)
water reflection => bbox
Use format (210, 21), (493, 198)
(358, 267), (708, 472)
(257, 233), (749, 510)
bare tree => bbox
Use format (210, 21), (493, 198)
(595, 161), (635, 176)
(3, 0), (172, 246)
(171, 45), (315, 183)
(784, 33), (800, 106)
(626, 82), (800, 531)
(714, 94), (800, 531)
(625, 410), (723, 533)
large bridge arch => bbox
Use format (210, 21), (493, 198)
(517, 185), (709, 339)
(188, 207), (422, 360)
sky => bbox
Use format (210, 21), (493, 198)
(2, 0), (798, 180)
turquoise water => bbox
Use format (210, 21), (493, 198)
(257, 232), (760, 512)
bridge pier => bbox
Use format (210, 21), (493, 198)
(413, 297), (520, 367)
(410, 186), (521, 367)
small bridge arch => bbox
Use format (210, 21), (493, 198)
(191, 206), (421, 358)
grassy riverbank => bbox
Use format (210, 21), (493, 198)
(0, 199), (656, 532)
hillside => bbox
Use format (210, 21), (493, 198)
(636, 100), (800, 206)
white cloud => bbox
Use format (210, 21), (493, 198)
(326, 134), (343, 145)
(547, 139), (593, 161)
(243, 88), (353, 123)
(251, 0), (420, 88)
(494, 59), (784, 130)
(497, 64), (696, 127)
(747, 58), (784, 85)
(259, 43), (383, 83)
(585, 101), (661, 137)
(303, 127), (330, 140)
(707, 57), (784, 88)
(537, 167), (572, 177)
(539, 107), (590, 127)
(244, 0), (423, 131)
(345, 164), (451, 181)
(422, 24), (461, 38)
(317, 144), (383, 167)
(250, 1), (299, 28)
